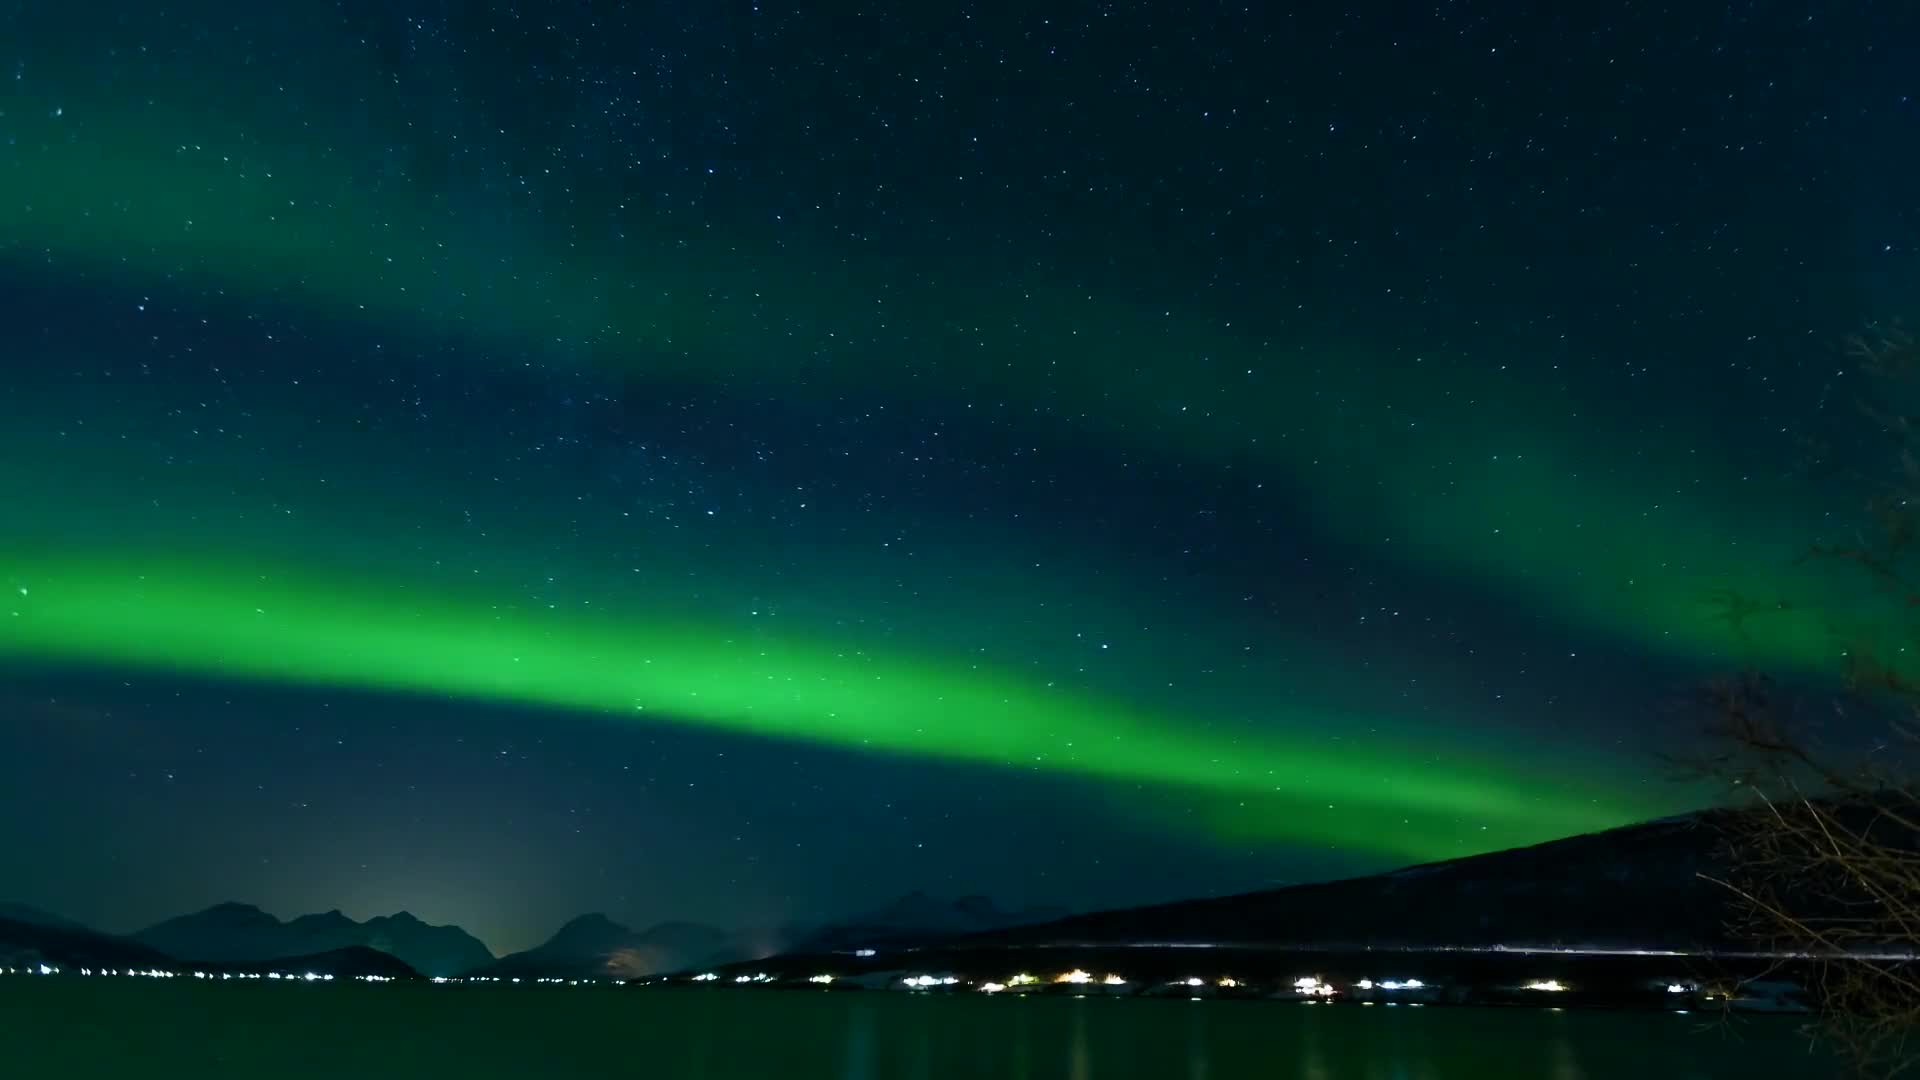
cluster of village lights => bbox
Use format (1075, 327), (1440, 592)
(427, 976), (611, 985)
(0, 965), (391, 983)
(829, 970), (1581, 998)
(0, 965), (629, 986)
(675, 968), (1487, 998)
(3, 964), (1593, 998)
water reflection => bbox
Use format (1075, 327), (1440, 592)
(1008, 1001), (1031, 1080)
(1067, 1000), (1090, 1080)
(825, 992), (1811, 1080)
(908, 1005), (933, 1080)
(1547, 1019), (1587, 1080)
(839, 998), (872, 1080)
(1185, 996), (1209, 1080)
(0, 981), (1844, 1079)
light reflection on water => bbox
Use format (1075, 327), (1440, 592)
(826, 991), (1829, 1080)
(0, 981), (1841, 1078)
(1186, 999), (1209, 1080)
(841, 996), (873, 1080)
(1067, 992), (1090, 1080)
(1549, 1011), (1587, 1080)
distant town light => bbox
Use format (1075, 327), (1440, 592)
(1380, 979), (1424, 991)
(1356, 979), (1374, 990)
(979, 982), (1007, 994)
(691, 972), (718, 982)
(1216, 977), (1239, 989)
(1102, 974), (1127, 986)
(1056, 970), (1092, 985)
(1184, 977), (1204, 988)
(1008, 973), (1038, 986)
(809, 974), (835, 984)
(854, 948), (877, 958)
(1523, 979), (1568, 993)
(1666, 983), (1688, 994)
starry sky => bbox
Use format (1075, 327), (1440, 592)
(1, 1), (1915, 955)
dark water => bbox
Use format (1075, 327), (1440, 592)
(0, 982), (1838, 1078)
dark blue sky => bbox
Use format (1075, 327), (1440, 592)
(0, 0), (1914, 953)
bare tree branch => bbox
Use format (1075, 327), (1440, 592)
(1696, 320), (1920, 1076)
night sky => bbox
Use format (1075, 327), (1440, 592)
(1, 1), (1915, 955)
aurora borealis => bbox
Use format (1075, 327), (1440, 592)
(2, 1), (1916, 952)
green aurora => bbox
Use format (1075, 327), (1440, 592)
(0, 549), (1658, 860)
(0, 76), (1867, 680)
(0, 14), (1887, 868)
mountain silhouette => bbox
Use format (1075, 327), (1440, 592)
(945, 813), (1739, 952)
(0, 913), (174, 972)
(792, 891), (1071, 952)
(472, 914), (746, 980)
(0, 903), (90, 933)
(133, 903), (492, 977)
